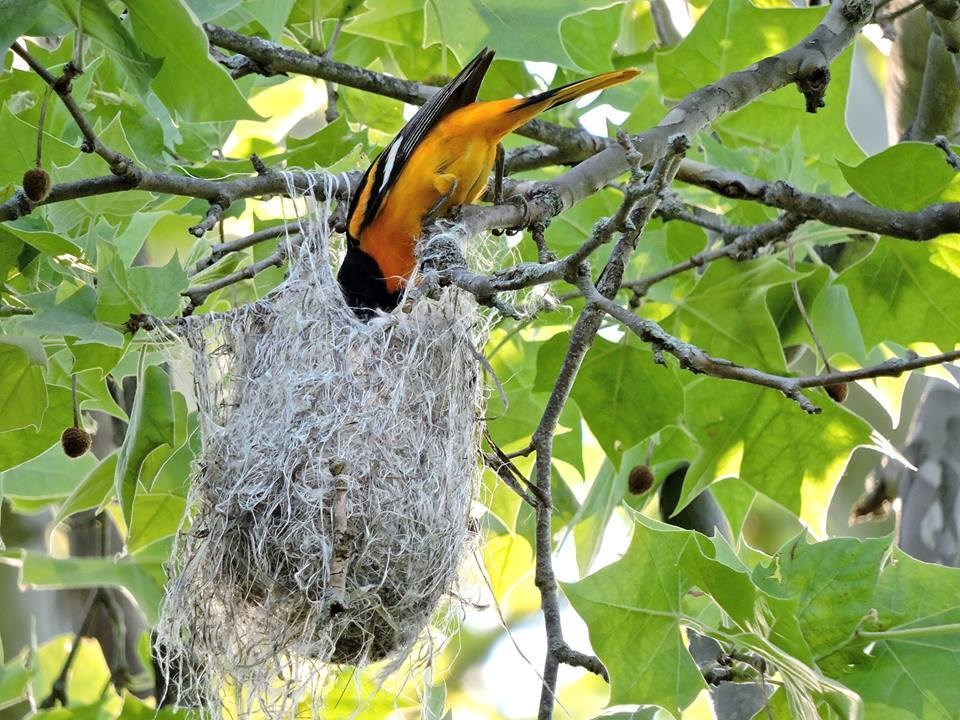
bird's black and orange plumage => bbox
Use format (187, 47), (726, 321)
(338, 49), (639, 317)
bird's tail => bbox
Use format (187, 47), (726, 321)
(519, 68), (641, 113)
(485, 67), (640, 138)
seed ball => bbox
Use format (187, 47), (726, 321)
(22, 167), (51, 203)
(628, 464), (655, 495)
(825, 382), (848, 403)
(60, 426), (92, 457)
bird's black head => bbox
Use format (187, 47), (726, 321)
(337, 244), (402, 320)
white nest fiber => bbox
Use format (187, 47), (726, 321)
(156, 174), (488, 712)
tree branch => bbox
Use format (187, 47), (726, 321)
(0, 169), (355, 224)
(674, 160), (960, 240)
(904, 30), (960, 140)
(586, 278), (960, 411)
(203, 23), (612, 152)
(625, 212), (806, 299)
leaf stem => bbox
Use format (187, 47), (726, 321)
(70, 374), (80, 428)
(35, 85), (53, 168)
(859, 623), (960, 640)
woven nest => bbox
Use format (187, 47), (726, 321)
(155, 175), (488, 711)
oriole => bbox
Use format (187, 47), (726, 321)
(338, 49), (639, 316)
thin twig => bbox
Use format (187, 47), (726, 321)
(39, 590), (100, 708)
(182, 249), (288, 314)
(191, 222), (300, 276)
(189, 198), (229, 238)
(675, 159), (960, 241)
(874, 0), (923, 22)
(0, 305), (32, 317)
(321, 18), (345, 123)
(588, 280), (960, 411)
(625, 213), (804, 301)
(934, 135), (960, 171)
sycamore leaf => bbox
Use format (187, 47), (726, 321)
(124, 0), (260, 122)
(682, 378), (871, 537)
(115, 362), (175, 526)
(0, 336), (47, 432)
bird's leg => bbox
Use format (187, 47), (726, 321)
(491, 144), (509, 236)
(424, 173), (459, 225)
(493, 143), (505, 206)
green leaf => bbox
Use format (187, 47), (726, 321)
(483, 532), (533, 601)
(756, 535), (890, 674)
(572, 459), (622, 574)
(1, 444), (98, 503)
(0, 223), (84, 259)
(55, 115), (153, 220)
(46, 354), (127, 421)
(670, 258), (800, 372)
(66, 337), (129, 376)
(0, 0), (48, 53)
(808, 282), (867, 366)
(149, 440), (196, 496)
(486, 330), (584, 472)
(839, 142), (960, 212)
(54, 450), (118, 524)
(11, 552), (164, 623)
(229, 0), (297, 38)
(844, 549), (960, 719)
(127, 491), (187, 553)
(559, 5), (620, 72)
(0, 105), (77, 189)
(52, 0), (162, 98)
(567, 518), (861, 718)
(339, 81), (404, 134)
(95, 241), (189, 323)
(536, 334), (683, 462)
(839, 236), (960, 350)
(124, 0), (260, 122)
(0, 335), (47, 432)
(284, 115), (364, 169)
(422, 0), (631, 69)
(118, 693), (191, 720)
(564, 519), (705, 714)
(0, 651), (32, 710)
(20, 285), (126, 347)
(115, 362), (175, 525)
(682, 378), (872, 536)
(0, 383), (73, 472)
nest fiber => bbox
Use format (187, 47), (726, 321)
(156, 176), (486, 710)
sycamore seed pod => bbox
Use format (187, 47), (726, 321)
(22, 167), (51, 203)
(628, 464), (655, 495)
(825, 382), (849, 403)
(60, 426), (92, 458)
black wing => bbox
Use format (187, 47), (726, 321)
(347, 48), (496, 237)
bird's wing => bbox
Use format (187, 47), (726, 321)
(347, 48), (496, 238)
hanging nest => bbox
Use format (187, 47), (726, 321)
(155, 175), (488, 712)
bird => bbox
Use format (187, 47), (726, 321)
(337, 48), (640, 318)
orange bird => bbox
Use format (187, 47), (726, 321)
(338, 49), (639, 317)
